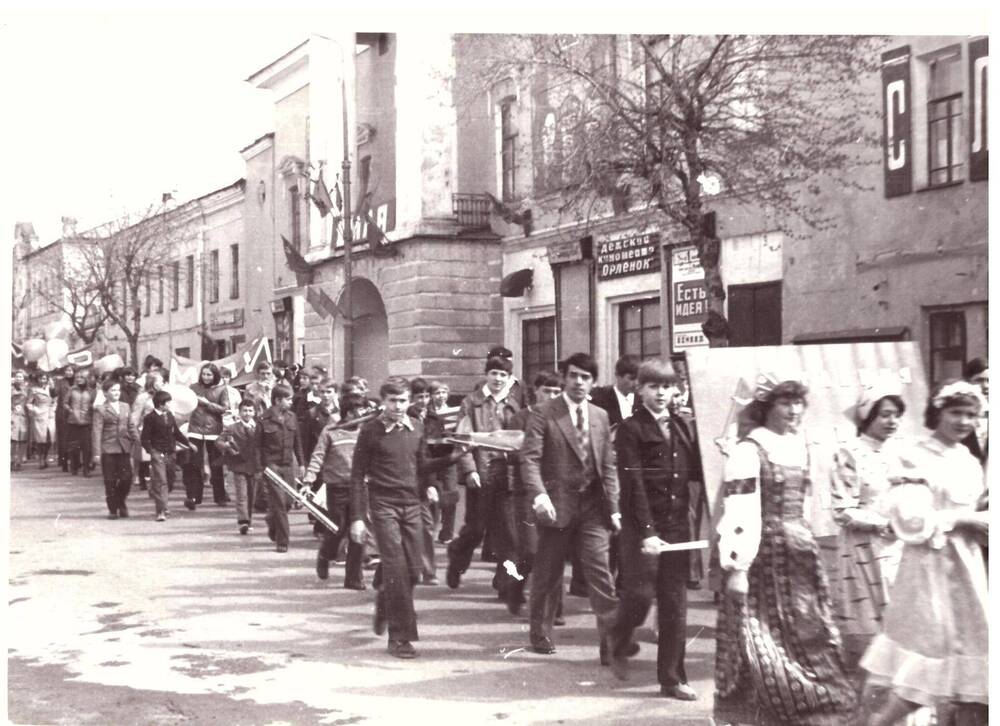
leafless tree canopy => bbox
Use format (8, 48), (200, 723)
(454, 34), (886, 345)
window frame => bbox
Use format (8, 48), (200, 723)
(499, 97), (518, 201)
(184, 255), (194, 308)
(925, 50), (965, 188)
(289, 184), (302, 250)
(157, 264), (164, 313)
(521, 315), (557, 386)
(229, 243), (239, 300)
(617, 296), (661, 361)
(208, 249), (219, 304)
(928, 310), (967, 385)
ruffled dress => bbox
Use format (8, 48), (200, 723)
(828, 434), (904, 650)
(860, 436), (988, 707)
(714, 427), (857, 725)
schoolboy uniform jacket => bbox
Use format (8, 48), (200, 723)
(92, 400), (138, 455)
(256, 406), (304, 469)
(454, 387), (521, 490)
(217, 418), (263, 474)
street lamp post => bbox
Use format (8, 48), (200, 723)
(339, 76), (353, 381)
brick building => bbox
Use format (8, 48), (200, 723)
(454, 34), (988, 389)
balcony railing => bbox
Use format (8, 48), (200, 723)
(452, 193), (492, 230)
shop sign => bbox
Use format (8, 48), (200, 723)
(671, 246), (709, 350)
(596, 231), (660, 279)
(210, 308), (245, 331)
(548, 238), (585, 264)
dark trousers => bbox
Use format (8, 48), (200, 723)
(318, 485), (365, 587)
(182, 438), (225, 504)
(56, 413), (68, 467)
(66, 423), (92, 474)
(529, 492), (618, 641)
(101, 452), (133, 513)
(264, 464), (293, 547)
(148, 449), (177, 515)
(448, 480), (512, 574)
(370, 499), (423, 642)
(612, 524), (690, 687)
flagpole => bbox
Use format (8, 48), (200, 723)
(340, 74), (353, 380)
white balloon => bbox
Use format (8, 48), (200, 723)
(43, 320), (70, 341)
(94, 354), (125, 375)
(22, 338), (46, 362)
(45, 339), (70, 368)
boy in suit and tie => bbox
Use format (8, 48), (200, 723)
(218, 400), (264, 534)
(140, 390), (192, 521)
(606, 360), (701, 698)
(519, 353), (623, 662)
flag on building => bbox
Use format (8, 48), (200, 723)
(317, 287), (340, 318)
(334, 180), (343, 211)
(281, 235), (314, 286)
(311, 170), (334, 218)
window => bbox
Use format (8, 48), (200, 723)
(175, 347), (190, 359)
(728, 282), (782, 347)
(522, 317), (556, 386)
(208, 249), (219, 303)
(619, 297), (661, 360)
(500, 98), (518, 201)
(214, 340), (228, 359)
(230, 334), (246, 351)
(927, 51), (963, 186)
(144, 271), (151, 317)
(171, 261), (179, 311)
(929, 311), (966, 384)
(185, 255), (194, 307)
(229, 244), (239, 299)
(157, 265), (164, 313)
(289, 185), (302, 250)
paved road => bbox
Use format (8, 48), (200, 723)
(6, 467), (718, 725)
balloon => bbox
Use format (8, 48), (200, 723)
(94, 353), (125, 375)
(43, 320), (70, 341)
(162, 383), (198, 416)
(22, 338), (46, 362)
(45, 339), (70, 368)
(37, 354), (51, 372)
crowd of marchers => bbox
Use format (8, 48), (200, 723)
(9, 349), (989, 725)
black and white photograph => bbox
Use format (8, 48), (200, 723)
(2, 3), (991, 724)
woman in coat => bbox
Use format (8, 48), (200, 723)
(91, 379), (138, 518)
(11, 369), (29, 471)
(182, 363), (229, 510)
(26, 371), (57, 469)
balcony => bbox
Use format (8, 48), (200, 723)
(452, 193), (492, 231)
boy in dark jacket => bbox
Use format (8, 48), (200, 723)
(140, 390), (192, 521)
(257, 384), (305, 553)
(218, 400), (263, 535)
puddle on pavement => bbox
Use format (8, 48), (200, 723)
(139, 628), (176, 639)
(9, 597), (30, 605)
(84, 611), (146, 635)
(99, 660), (131, 667)
(31, 569), (94, 576)
(92, 601), (121, 609)
(169, 653), (280, 678)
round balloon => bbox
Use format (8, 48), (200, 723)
(162, 383), (198, 416)
(93, 353), (125, 375)
(22, 338), (46, 362)
(45, 339), (70, 368)
(36, 354), (52, 372)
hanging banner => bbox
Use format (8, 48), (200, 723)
(169, 336), (272, 388)
(670, 246), (709, 350)
(881, 45), (912, 197)
(969, 37), (989, 181)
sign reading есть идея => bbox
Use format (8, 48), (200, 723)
(596, 231), (660, 280)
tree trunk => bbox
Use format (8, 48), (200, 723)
(693, 229), (729, 348)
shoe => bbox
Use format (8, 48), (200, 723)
(363, 556), (381, 571)
(156, 513), (166, 522)
(184, 498), (196, 511)
(445, 563), (461, 589)
(600, 634), (630, 681)
(316, 555), (330, 580)
(600, 637), (641, 665)
(343, 582), (367, 591)
(276, 544), (288, 553)
(164, 510), (170, 519)
(239, 524), (249, 535)
(437, 536), (453, 545)
(118, 506), (129, 519)
(373, 595), (387, 635)
(530, 636), (556, 655)
(687, 580), (702, 591)
(554, 615), (566, 627)
(107, 511), (119, 520)
(505, 582), (526, 616)
(387, 640), (417, 659)
(660, 683), (697, 701)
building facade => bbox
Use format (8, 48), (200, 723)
(244, 33), (503, 393)
(455, 34), (988, 389)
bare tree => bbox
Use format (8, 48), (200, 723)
(455, 34), (885, 346)
(29, 237), (109, 345)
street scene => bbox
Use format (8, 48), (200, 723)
(4, 10), (990, 726)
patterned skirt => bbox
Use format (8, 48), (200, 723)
(715, 520), (859, 725)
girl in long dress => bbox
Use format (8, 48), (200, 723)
(26, 371), (57, 469)
(861, 381), (988, 726)
(829, 390), (906, 666)
(714, 376), (857, 726)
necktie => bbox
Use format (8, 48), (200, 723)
(576, 405), (590, 471)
